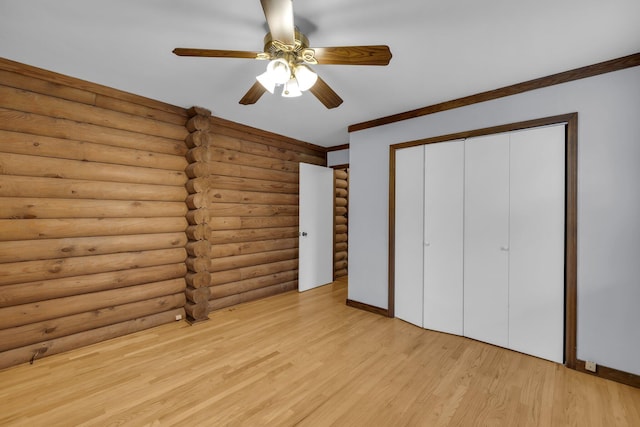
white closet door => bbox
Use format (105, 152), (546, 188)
(423, 141), (464, 335)
(464, 133), (510, 348)
(509, 125), (565, 363)
(394, 145), (424, 327)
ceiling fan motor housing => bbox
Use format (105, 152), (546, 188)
(262, 28), (317, 65)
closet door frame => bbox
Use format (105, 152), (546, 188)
(388, 112), (578, 369)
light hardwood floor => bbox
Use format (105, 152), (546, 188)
(1, 278), (638, 426)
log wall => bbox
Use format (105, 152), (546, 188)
(190, 116), (327, 313)
(183, 107), (214, 322)
(334, 168), (349, 278)
(0, 57), (329, 369)
(0, 58), (189, 369)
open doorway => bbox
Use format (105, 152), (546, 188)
(333, 166), (349, 279)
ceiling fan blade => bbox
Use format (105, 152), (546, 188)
(173, 48), (262, 59)
(312, 46), (392, 66)
(260, 0), (295, 46)
(309, 76), (343, 109)
(239, 81), (267, 105)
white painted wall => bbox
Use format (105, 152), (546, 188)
(348, 66), (640, 375)
(327, 149), (349, 167)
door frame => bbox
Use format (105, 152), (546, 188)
(388, 112), (578, 369)
(331, 164), (350, 280)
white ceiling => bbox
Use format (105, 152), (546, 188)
(1, 0), (639, 147)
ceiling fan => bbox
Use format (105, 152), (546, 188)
(173, 0), (392, 109)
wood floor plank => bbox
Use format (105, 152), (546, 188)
(0, 278), (638, 426)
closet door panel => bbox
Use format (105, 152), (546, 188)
(464, 134), (510, 348)
(423, 140), (464, 335)
(509, 125), (565, 363)
(394, 145), (424, 327)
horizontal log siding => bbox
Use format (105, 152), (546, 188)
(0, 58), (188, 369)
(334, 168), (349, 278)
(201, 117), (326, 312)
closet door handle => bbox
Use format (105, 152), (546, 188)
(424, 242), (431, 247)
(500, 246), (509, 251)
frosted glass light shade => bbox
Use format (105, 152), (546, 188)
(282, 77), (302, 97)
(267, 58), (291, 85)
(294, 64), (318, 91)
(256, 71), (276, 94)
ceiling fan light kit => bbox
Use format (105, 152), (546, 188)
(255, 49), (317, 97)
(256, 57), (293, 94)
(255, 53), (319, 97)
(265, 57), (291, 85)
(173, 0), (392, 108)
